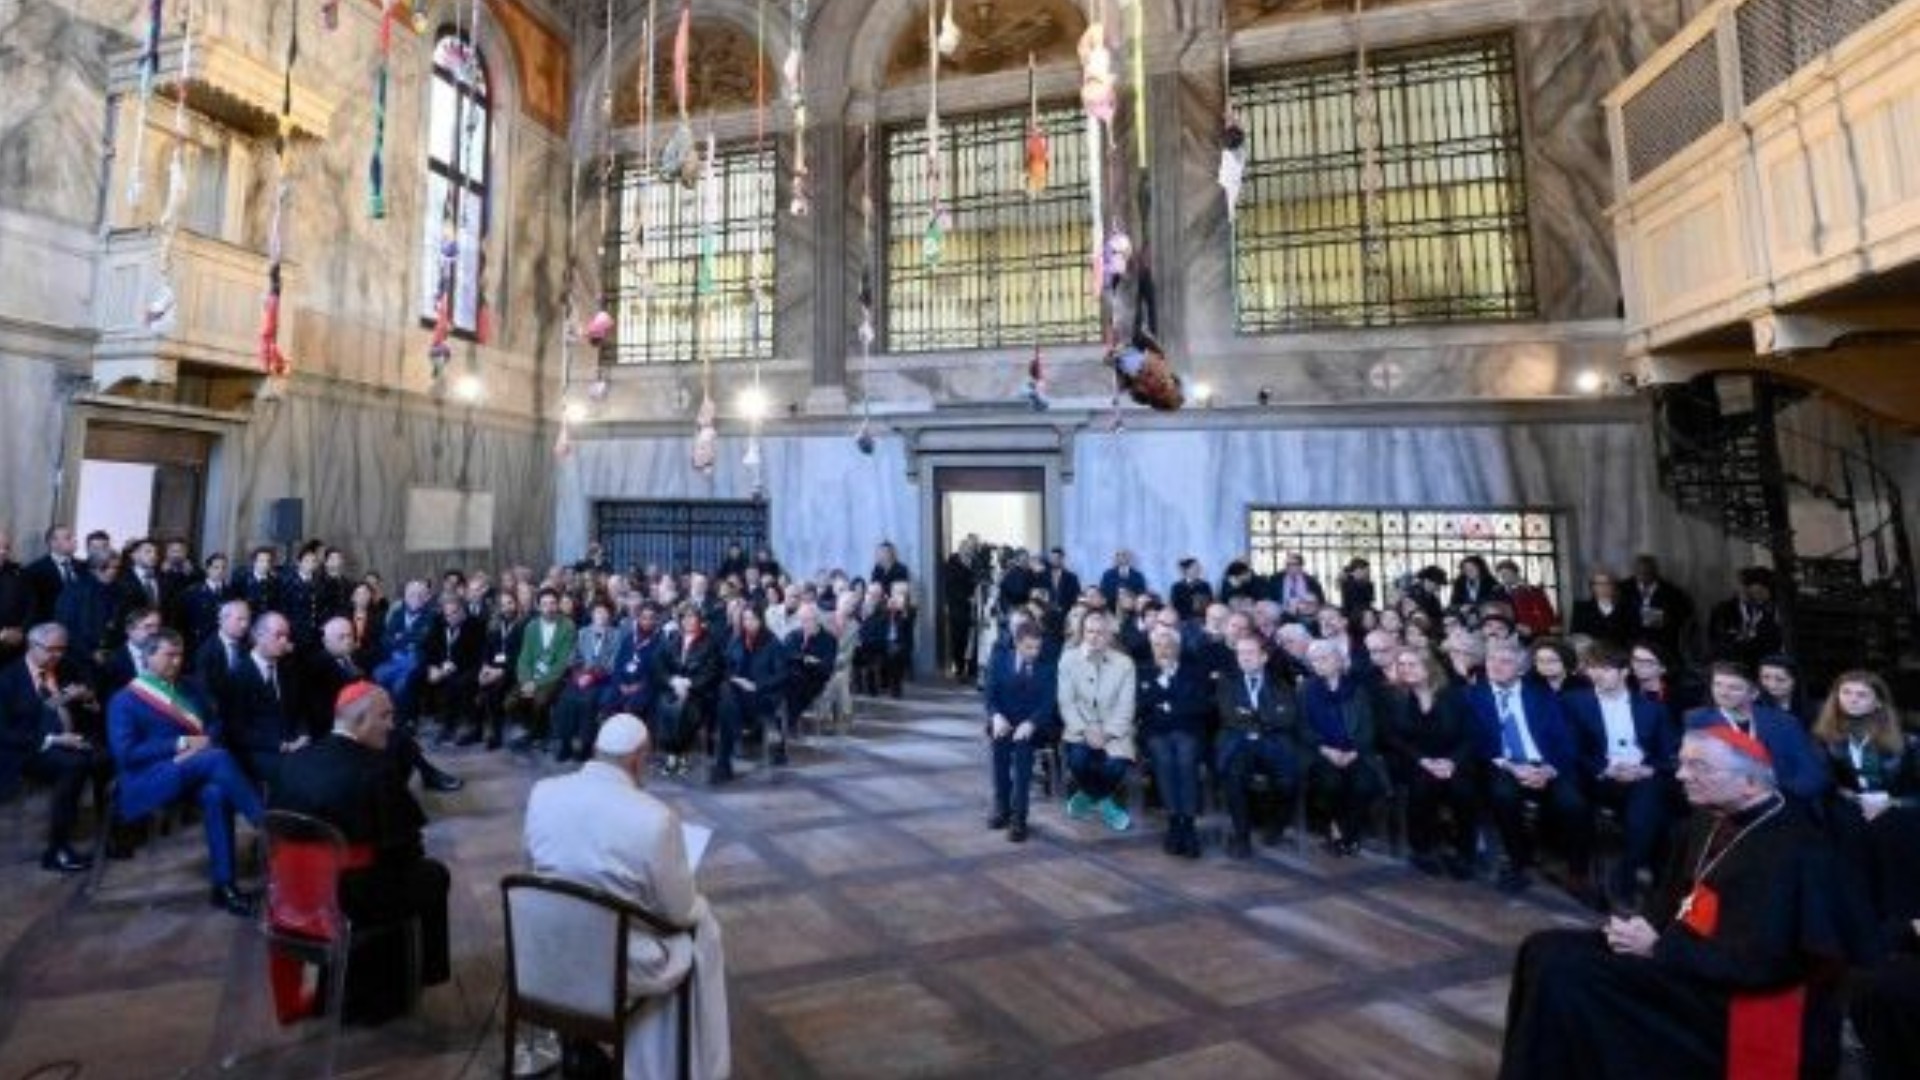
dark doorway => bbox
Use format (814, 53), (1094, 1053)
(932, 466), (1045, 674)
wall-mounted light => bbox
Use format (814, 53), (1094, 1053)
(562, 400), (588, 424)
(1191, 381), (1214, 407)
(1574, 369), (1605, 395)
(454, 374), (485, 403)
(738, 385), (770, 422)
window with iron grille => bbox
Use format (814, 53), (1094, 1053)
(1247, 506), (1563, 611)
(593, 499), (770, 576)
(606, 145), (776, 365)
(883, 105), (1099, 353)
(1229, 35), (1535, 331)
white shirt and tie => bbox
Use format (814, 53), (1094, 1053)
(1494, 683), (1543, 763)
(1596, 691), (1644, 768)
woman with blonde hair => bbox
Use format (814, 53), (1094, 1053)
(1814, 669), (1920, 925)
(1380, 645), (1478, 877)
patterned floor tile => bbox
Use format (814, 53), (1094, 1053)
(758, 971), (1009, 1078)
(946, 940), (1188, 1047)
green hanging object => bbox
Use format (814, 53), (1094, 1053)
(923, 212), (944, 267)
(697, 229), (717, 296)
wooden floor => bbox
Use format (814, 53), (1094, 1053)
(0, 682), (1594, 1079)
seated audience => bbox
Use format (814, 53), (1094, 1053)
(983, 622), (1058, 843)
(606, 600), (669, 722)
(220, 612), (304, 788)
(1058, 612), (1137, 832)
(1500, 727), (1874, 1078)
(524, 714), (731, 1077)
(1299, 639), (1384, 857)
(269, 682), (452, 1022)
(307, 617), (461, 793)
(1380, 646), (1477, 879)
(780, 604), (837, 729)
(715, 605), (785, 781)
(472, 590), (528, 749)
(1564, 644), (1675, 907)
(1755, 653), (1818, 729)
(1465, 639), (1594, 901)
(1683, 662), (1830, 805)
(508, 588), (577, 751)
(106, 629), (264, 915)
(550, 599), (624, 763)
(1, 623), (110, 872)
(1215, 635), (1302, 858)
(1569, 567), (1636, 646)
(1813, 670), (1920, 930)
(652, 606), (721, 778)
(418, 593), (484, 735)
(1137, 625), (1212, 858)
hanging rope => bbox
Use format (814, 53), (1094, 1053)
(923, 0), (946, 266)
(148, 0), (194, 333)
(583, 0), (617, 378)
(690, 133), (719, 475)
(260, 0), (299, 380)
(1023, 53), (1049, 411)
(786, 0), (810, 216)
(854, 123), (876, 454)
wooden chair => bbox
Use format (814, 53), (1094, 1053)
(500, 872), (695, 1080)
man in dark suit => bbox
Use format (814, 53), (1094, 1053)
(1465, 639), (1594, 903)
(191, 599), (253, 704)
(1215, 635), (1303, 858)
(1170, 558), (1214, 621)
(308, 616), (463, 793)
(1098, 549), (1148, 611)
(22, 525), (81, 627)
(1, 623), (111, 872)
(1705, 566), (1785, 671)
(269, 682), (452, 1021)
(55, 554), (126, 670)
(1269, 552), (1327, 618)
(239, 547), (281, 621)
(1562, 644), (1676, 906)
(219, 612), (304, 788)
(471, 590), (528, 749)
(277, 541), (327, 655)
(106, 629), (263, 914)
(98, 607), (164, 701)
(1043, 548), (1082, 612)
(870, 540), (910, 594)
(419, 593), (485, 732)
(1683, 662), (1829, 804)
(1622, 553), (1694, 657)
(178, 553), (236, 657)
(118, 538), (174, 630)
(782, 603), (838, 728)
(0, 528), (32, 668)
(984, 622), (1058, 843)
(1568, 567), (1637, 646)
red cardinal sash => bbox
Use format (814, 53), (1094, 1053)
(1679, 881), (1805, 1078)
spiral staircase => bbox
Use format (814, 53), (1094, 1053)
(1653, 372), (1919, 689)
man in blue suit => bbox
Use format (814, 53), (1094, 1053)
(1683, 662), (1830, 805)
(1563, 644), (1676, 907)
(107, 629), (264, 915)
(1466, 639), (1595, 903)
(984, 622), (1058, 843)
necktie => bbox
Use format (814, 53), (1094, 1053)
(57, 559), (72, 586)
(266, 663), (280, 702)
(1497, 688), (1527, 761)
(340, 657), (360, 679)
(37, 667), (57, 701)
(227, 641), (242, 673)
(1017, 661), (1030, 680)
(144, 574), (159, 606)
(1248, 675), (1262, 701)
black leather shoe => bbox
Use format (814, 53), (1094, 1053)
(210, 884), (257, 917)
(41, 848), (93, 874)
(987, 811), (1009, 831)
(1007, 820), (1029, 843)
(421, 766), (465, 793)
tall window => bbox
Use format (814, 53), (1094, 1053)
(1230, 35), (1535, 332)
(884, 105), (1098, 353)
(606, 146), (776, 364)
(420, 33), (491, 337)
(1246, 506), (1563, 609)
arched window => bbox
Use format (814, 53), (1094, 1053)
(420, 32), (491, 339)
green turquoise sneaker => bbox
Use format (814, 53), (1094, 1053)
(1066, 792), (1094, 819)
(1098, 798), (1132, 832)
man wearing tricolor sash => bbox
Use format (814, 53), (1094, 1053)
(107, 629), (264, 916)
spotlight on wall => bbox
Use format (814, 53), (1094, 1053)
(454, 374), (485, 403)
(738, 385), (771, 421)
(1574, 369), (1605, 395)
(562, 400), (588, 424)
(1191, 381), (1214, 407)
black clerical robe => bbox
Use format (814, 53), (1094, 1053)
(1500, 795), (1875, 1079)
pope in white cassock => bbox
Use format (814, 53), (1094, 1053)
(523, 713), (731, 1078)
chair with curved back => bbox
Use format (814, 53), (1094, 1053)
(500, 871), (695, 1080)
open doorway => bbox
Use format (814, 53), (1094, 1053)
(77, 423), (213, 556)
(933, 466), (1045, 676)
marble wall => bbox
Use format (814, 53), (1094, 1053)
(0, 357), (73, 554)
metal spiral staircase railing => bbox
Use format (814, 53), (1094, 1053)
(1653, 373), (1918, 684)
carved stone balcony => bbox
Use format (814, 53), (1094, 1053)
(1604, 0), (1920, 420)
(91, 228), (295, 392)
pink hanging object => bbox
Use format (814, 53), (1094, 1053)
(585, 310), (614, 346)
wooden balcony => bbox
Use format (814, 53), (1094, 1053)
(1605, 0), (1920, 419)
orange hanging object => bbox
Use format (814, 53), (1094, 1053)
(1025, 128), (1050, 194)
(672, 0), (692, 117)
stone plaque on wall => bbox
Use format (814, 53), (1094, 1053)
(405, 486), (495, 552)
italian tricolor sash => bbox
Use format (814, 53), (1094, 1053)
(129, 675), (207, 737)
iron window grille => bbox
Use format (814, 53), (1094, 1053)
(1229, 35), (1535, 332)
(593, 499), (771, 576)
(420, 32), (492, 337)
(882, 104), (1100, 353)
(1246, 506), (1563, 611)
(606, 145), (777, 365)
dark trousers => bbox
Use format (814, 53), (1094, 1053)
(22, 745), (113, 852)
(1400, 761), (1481, 861)
(238, 747), (284, 792)
(339, 857), (452, 1022)
(716, 685), (777, 771)
(475, 676), (514, 741)
(1831, 800), (1920, 926)
(1145, 730), (1202, 817)
(1590, 775), (1670, 888)
(505, 680), (562, 738)
(1065, 742), (1130, 801)
(1307, 753), (1386, 841)
(550, 681), (611, 759)
(1486, 768), (1592, 874)
(1854, 954), (1920, 1080)
(944, 607), (973, 673)
(1218, 732), (1299, 839)
(989, 734), (1036, 822)
(420, 670), (478, 726)
(653, 694), (711, 756)
(144, 748), (264, 886)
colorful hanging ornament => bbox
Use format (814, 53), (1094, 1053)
(1125, 0), (1147, 168)
(1078, 20), (1116, 125)
(691, 393), (717, 474)
(936, 0), (962, 58)
(126, 0), (166, 208)
(368, 4), (395, 218)
(409, 0), (429, 34)
(148, 0), (195, 334)
(922, 0), (946, 266)
(320, 0), (340, 31)
(854, 124), (878, 452)
(258, 0), (299, 380)
(1024, 55), (1050, 196)
(1023, 347), (1050, 412)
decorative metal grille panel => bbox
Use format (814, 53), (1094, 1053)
(1622, 35), (1723, 182)
(606, 145), (776, 365)
(1738, 0), (1900, 104)
(883, 105), (1100, 352)
(592, 500), (770, 576)
(1246, 506), (1563, 610)
(1229, 35), (1534, 331)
